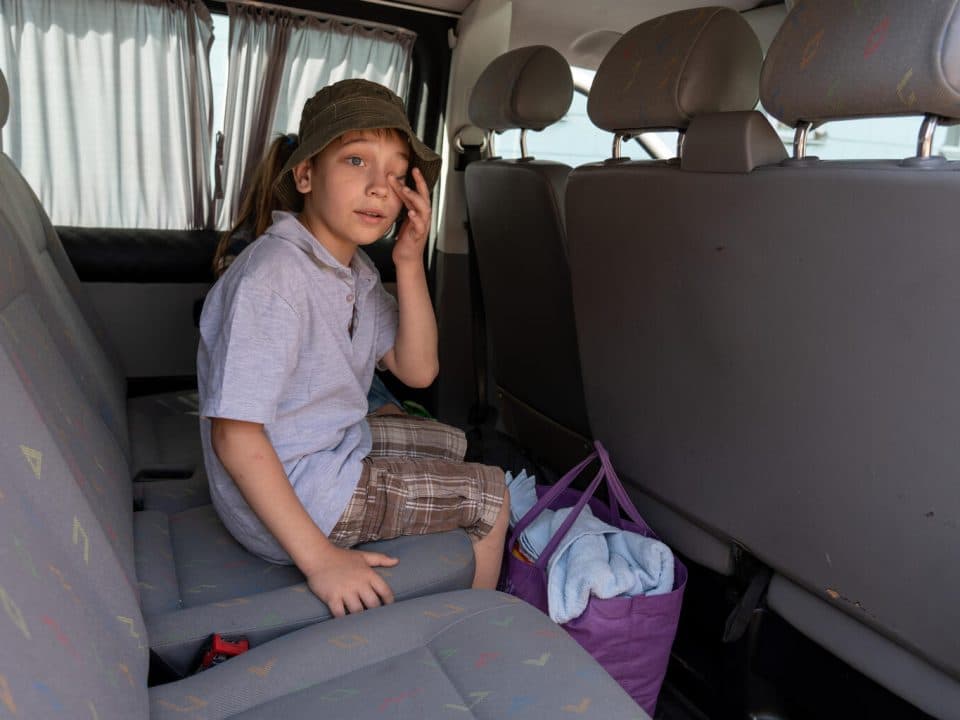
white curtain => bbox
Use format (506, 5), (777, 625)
(217, 3), (415, 229)
(0, 0), (214, 229)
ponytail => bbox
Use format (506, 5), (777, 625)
(212, 133), (299, 277)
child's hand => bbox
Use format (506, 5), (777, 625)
(390, 167), (432, 267)
(306, 545), (398, 617)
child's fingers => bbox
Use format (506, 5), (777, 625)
(371, 574), (395, 605)
(327, 596), (347, 618)
(344, 593), (365, 615)
(362, 551), (399, 567)
(358, 586), (382, 610)
(412, 166), (430, 201)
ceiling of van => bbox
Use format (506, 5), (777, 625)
(410, 0), (772, 67)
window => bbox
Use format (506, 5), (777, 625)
(496, 67), (676, 166)
(764, 114), (951, 160)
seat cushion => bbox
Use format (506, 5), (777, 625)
(149, 589), (648, 719)
(135, 506), (476, 673)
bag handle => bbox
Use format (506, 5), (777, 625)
(531, 468), (606, 571)
(508, 450), (599, 551)
(506, 442), (652, 569)
(594, 441), (649, 532)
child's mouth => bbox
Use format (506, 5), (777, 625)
(356, 209), (386, 225)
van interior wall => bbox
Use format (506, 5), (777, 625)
(433, 0), (511, 427)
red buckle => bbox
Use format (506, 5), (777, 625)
(199, 633), (249, 670)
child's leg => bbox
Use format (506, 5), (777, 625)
(367, 415), (467, 463)
(335, 456), (508, 588)
(470, 485), (510, 589)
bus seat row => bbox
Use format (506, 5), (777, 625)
(467, 3), (960, 716)
(567, 4), (960, 717)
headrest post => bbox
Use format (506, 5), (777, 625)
(612, 133), (630, 160)
(676, 130), (686, 160)
(520, 128), (529, 159)
(793, 121), (812, 159)
(487, 130), (496, 159)
(917, 115), (940, 159)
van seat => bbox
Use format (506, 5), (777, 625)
(566, 7), (764, 576)
(0, 357), (644, 717)
(465, 45), (592, 472)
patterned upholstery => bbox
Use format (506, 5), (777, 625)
(0, 343), (150, 719)
(149, 590), (647, 720)
(761, 0), (960, 126)
(588, 7), (762, 133)
(0, 337), (644, 717)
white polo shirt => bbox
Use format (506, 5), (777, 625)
(198, 211), (398, 563)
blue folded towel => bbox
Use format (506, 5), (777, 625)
(504, 469), (537, 526)
(505, 471), (675, 624)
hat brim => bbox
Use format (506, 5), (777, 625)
(274, 96), (442, 210)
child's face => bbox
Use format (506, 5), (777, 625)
(293, 128), (410, 264)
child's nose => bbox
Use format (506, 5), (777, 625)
(367, 172), (390, 198)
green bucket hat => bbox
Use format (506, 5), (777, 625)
(274, 78), (442, 209)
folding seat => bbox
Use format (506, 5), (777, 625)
(567, 3), (960, 716)
(0, 71), (475, 675)
(464, 45), (592, 472)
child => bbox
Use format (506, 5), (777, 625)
(197, 79), (509, 618)
(211, 131), (403, 416)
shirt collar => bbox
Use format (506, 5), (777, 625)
(269, 211), (379, 284)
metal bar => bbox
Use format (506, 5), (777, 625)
(793, 121), (812, 159)
(917, 114), (939, 158)
(227, 0), (418, 35)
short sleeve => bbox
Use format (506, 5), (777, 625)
(200, 276), (301, 424)
(373, 282), (399, 367)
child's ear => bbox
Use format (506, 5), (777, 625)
(293, 159), (313, 194)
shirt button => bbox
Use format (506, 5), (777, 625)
(346, 293), (354, 303)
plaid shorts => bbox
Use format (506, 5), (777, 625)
(328, 416), (505, 546)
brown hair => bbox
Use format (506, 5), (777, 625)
(212, 133), (298, 277)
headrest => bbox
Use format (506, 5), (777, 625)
(588, 7), (763, 134)
(468, 46), (573, 132)
(761, 1), (960, 126)
(0, 68), (8, 130)
(681, 111), (788, 173)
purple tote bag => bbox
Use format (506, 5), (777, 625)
(500, 441), (686, 716)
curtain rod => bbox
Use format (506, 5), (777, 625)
(229, 1), (424, 35)
(353, 0), (461, 19)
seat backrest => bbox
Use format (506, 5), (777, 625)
(0, 68), (130, 459)
(568, 3), (960, 714)
(0, 207), (148, 718)
(568, 7), (766, 575)
(465, 46), (591, 470)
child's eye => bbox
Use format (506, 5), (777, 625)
(347, 156), (365, 167)
(395, 175), (407, 185)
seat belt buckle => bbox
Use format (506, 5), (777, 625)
(198, 633), (249, 671)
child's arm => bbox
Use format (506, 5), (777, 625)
(380, 167), (439, 388)
(210, 417), (398, 617)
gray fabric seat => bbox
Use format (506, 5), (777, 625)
(567, 4), (960, 717)
(0, 66), (476, 671)
(566, 7), (766, 578)
(0, 348), (645, 718)
(464, 46), (592, 472)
